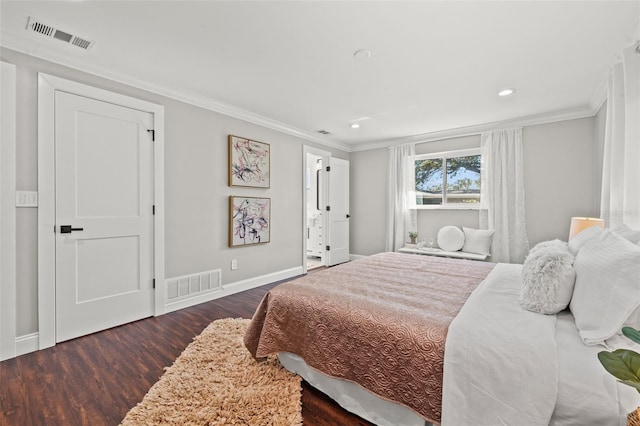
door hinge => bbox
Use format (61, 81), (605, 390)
(152, 205), (155, 215)
(147, 129), (155, 141)
(326, 245), (330, 251)
(326, 205), (330, 211)
(326, 166), (330, 172)
(153, 278), (156, 289)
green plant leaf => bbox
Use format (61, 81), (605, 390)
(598, 349), (640, 386)
(622, 327), (640, 345)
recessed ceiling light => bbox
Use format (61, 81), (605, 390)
(353, 49), (372, 60)
(498, 88), (516, 97)
(350, 123), (360, 129)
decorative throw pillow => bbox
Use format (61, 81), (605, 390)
(437, 226), (465, 251)
(570, 229), (640, 346)
(518, 240), (576, 314)
(461, 227), (494, 256)
(567, 226), (602, 256)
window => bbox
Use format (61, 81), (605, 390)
(415, 148), (481, 208)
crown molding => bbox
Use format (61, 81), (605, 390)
(349, 104), (599, 152)
(1, 29), (609, 155)
(0, 32), (352, 152)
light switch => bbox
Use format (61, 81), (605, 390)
(15, 191), (38, 207)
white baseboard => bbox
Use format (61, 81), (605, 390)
(349, 254), (366, 261)
(4, 267), (305, 360)
(15, 332), (39, 357)
(163, 266), (304, 314)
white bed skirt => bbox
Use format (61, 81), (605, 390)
(278, 352), (431, 426)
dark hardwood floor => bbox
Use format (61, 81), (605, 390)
(0, 277), (374, 426)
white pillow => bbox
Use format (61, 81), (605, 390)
(625, 306), (640, 330)
(611, 224), (640, 244)
(569, 229), (640, 346)
(437, 226), (465, 251)
(567, 226), (602, 256)
(461, 227), (494, 256)
(518, 240), (576, 314)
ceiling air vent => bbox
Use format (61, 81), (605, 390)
(317, 130), (332, 135)
(26, 17), (95, 51)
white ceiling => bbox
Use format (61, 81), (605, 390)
(1, 1), (639, 151)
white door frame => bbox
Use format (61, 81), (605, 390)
(0, 61), (17, 360)
(302, 146), (331, 273)
(38, 73), (166, 349)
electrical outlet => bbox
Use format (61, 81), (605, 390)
(231, 259), (237, 270)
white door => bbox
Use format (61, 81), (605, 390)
(55, 91), (154, 343)
(326, 157), (350, 266)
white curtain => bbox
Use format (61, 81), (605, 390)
(601, 42), (640, 229)
(385, 144), (417, 252)
(479, 128), (529, 263)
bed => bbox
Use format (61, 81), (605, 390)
(244, 237), (640, 425)
(442, 262), (640, 426)
(244, 252), (494, 424)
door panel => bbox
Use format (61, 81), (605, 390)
(327, 157), (350, 266)
(75, 111), (141, 217)
(55, 91), (154, 343)
(75, 236), (140, 303)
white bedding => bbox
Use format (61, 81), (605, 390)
(278, 352), (428, 426)
(442, 263), (640, 426)
(551, 311), (638, 425)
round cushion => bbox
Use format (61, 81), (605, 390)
(437, 226), (465, 251)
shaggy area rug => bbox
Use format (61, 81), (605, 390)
(120, 318), (302, 426)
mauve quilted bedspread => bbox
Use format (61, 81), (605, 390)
(244, 252), (495, 423)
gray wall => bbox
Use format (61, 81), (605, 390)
(350, 148), (388, 255)
(351, 117), (601, 256)
(593, 101), (607, 211)
(1, 47), (348, 336)
(523, 117), (599, 246)
(1, 44), (607, 337)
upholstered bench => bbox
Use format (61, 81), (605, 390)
(398, 246), (489, 261)
(398, 226), (494, 262)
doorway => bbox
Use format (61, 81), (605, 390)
(303, 146), (350, 272)
(306, 151), (325, 270)
(37, 73), (165, 349)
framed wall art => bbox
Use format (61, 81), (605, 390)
(228, 135), (270, 188)
(229, 196), (271, 247)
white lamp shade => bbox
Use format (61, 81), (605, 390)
(568, 217), (605, 240)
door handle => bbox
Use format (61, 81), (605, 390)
(60, 225), (84, 234)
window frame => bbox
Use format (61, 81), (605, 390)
(414, 148), (482, 210)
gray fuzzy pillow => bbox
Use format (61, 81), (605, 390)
(518, 240), (576, 314)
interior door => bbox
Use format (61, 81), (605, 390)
(55, 91), (154, 343)
(326, 157), (350, 266)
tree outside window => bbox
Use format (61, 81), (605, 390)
(415, 150), (481, 206)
